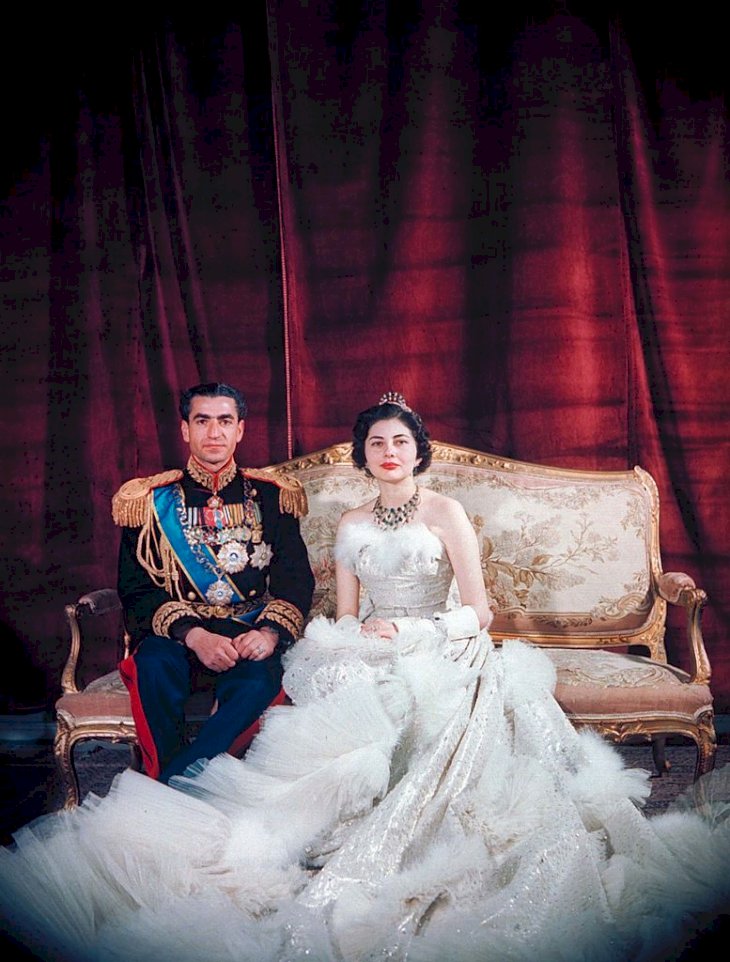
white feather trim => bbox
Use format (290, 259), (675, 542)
(334, 521), (443, 576)
(567, 728), (652, 823)
(391, 616), (444, 650)
(298, 613), (379, 650)
(499, 639), (557, 706)
(394, 648), (478, 746)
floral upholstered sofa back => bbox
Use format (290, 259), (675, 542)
(268, 442), (665, 653)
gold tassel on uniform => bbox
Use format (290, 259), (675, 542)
(111, 470), (186, 601)
(111, 471), (184, 527)
(135, 509), (184, 600)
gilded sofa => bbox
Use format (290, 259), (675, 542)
(54, 441), (715, 807)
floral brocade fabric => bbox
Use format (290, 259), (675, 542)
(1, 523), (729, 962)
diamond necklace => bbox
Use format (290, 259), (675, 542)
(372, 486), (420, 530)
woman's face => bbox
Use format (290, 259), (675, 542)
(364, 418), (421, 483)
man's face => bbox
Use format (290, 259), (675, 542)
(181, 395), (244, 471)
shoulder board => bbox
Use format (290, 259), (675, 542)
(111, 470), (184, 527)
(242, 468), (309, 519)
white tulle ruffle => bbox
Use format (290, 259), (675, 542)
(1, 520), (729, 962)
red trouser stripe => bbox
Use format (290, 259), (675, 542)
(119, 654), (161, 780)
(226, 686), (289, 758)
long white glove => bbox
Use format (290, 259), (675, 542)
(390, 605), (481, 648)
(433, 605), (481, 640)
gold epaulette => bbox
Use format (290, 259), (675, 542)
(111, 470), (184, 527)
(242, 468), (309, 518)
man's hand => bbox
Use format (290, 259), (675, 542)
(233, 626), (279, 661)
(184, 627), (240, 672)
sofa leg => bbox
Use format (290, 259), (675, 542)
(694, 721), (717, 782)
(129, 742), (143, 772)
(651, 736), (670, 777)
(53, 721), (81, 810)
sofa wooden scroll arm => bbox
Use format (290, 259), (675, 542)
(60, 589), (123, 696)
(656, 572), (710, 686)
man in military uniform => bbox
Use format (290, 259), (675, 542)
(114, 382), (314, 783)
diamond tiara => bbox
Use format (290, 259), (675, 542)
(378, 391), (412, 411)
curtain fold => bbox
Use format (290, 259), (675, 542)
(1, 3), (728, 707)
(1, 12), (287, 692)
(269, 0), (502, 450)
(612, 26), (729, 678)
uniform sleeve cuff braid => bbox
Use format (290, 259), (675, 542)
(152, 602), (203, 639)
(256, 599), (305, 643)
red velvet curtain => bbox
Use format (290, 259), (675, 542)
(2, 3), (728, 708)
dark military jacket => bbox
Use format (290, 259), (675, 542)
(113, 458), (314, 651)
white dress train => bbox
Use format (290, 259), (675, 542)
(1, 521), (729, 962)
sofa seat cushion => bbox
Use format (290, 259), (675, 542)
(547, 649), (712, 718)
(55, 651), (712, 730)
(56, 671), (134, 726)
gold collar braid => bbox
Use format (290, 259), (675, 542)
(186, 456), (238, 493)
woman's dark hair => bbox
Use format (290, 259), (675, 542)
(179, 382), (248, 421)
(352, 401), (432, 475)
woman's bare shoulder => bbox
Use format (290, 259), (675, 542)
(418, 488), (473, 542)
(418, 487), (468, 519)
(338, 500), (376, 528)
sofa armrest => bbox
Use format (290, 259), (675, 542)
(656, 571), (695, 603)
(61, 589), (125, 695)
(657, 573), (711, 685)
(77, 588), (122, 615)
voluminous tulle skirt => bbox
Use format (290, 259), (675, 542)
(1, 623), (729, 962)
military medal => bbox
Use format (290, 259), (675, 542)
(203, 494), (225, 528)
(178, 462), (272, 606)
(217, 541), (249, 573)
(249, 542), (273, 569)
(206, 579), (234, 604)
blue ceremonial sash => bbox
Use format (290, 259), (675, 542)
(153, 484), (247, 605)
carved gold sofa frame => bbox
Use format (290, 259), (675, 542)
(55, 589), (141, 807)
(54, 442), (715, 808)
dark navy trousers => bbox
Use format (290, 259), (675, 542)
(120, 634), (283, 783)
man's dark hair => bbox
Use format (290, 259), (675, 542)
(351, 401), (432, 475)
(179, 383), (248, 421)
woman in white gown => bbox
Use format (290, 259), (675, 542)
(1, 393), (729, 962)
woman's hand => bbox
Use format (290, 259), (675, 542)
(360, 618), (398, 640)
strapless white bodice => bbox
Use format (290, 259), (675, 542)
(334, 521), (454, 620)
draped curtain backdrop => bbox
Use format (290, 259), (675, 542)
(2, 2), (728, 709)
